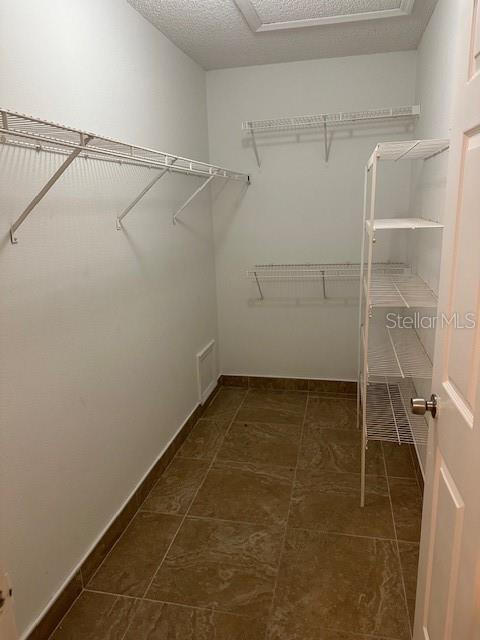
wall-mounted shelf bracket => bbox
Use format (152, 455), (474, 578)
(253, 270), (263, 300)
(249, 126), (261, 167)
(116, 159), (177, 230)
(9, 133), (93, 243)
(172, 173), (217, 224)
(323, 115), (329, 163)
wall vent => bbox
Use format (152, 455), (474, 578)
(196, 340), (217, 404)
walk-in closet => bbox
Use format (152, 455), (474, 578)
(2, 2), (480, 640)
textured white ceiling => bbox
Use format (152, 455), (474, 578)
(127, 0), (438, 70)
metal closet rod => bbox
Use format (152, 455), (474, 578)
(0, 108), (250, 243)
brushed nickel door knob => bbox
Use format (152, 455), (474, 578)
(411, 394), (438, 418)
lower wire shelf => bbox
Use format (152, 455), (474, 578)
(362, 378), (429, 446)
(247, 262), (406, 301)
(365, 323), (433, 379)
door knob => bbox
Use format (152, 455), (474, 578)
(410, 394), (438, 418)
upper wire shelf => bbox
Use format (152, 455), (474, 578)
(242, 105), (420, 165)
(367, 138), (449, 168)
(0, 108), (250, 242)
(242, 105), (420, 133)
(2, 109), (248, 180)
(366, 217), (444, 232)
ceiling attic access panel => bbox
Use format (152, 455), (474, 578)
(234, 0), (416, 31)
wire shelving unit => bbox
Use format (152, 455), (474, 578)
(0, 108), (250, 242)
(242, 105), (421, 165)
(358, 138), (449, 506)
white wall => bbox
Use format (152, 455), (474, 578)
(410, 0), (465, 296)
(207, 53), (417, 381)
(409, 0), (465, 471)
(0, 1), (221, 635)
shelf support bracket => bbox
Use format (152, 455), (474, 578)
(10, 133), (93, 243)
(116, 159), (177, 229)
(323, 116), (329, 163)
(424, 144), (450, 161)
(253, 270), (263, 300)
(250, 126), (261, 167)
(172, 173), (216, 224)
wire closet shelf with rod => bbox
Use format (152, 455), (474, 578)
(357, 138), (449, 507)
(0, 108), (250, 243)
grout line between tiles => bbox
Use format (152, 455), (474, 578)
(138, 495), (400, 543)
(196, 456), (295, 476)
(383, 446), (414, 640)
(117, 395), (250, 640)
(94, 387), (230, 599)
(262, 390), (310, 639)
(84, 587), (266, 621)
(270, 619), (408, 640)
(284, 524), (398, 543)
(174, 512), (287, 529)
(136, 389), (250, 605)
(82, 395), (223, 595)
(106, 595), (122, 618)
(139, 596), (259, 618)
(407, 443), (424, 493)
(84, 486), (167, 591)
(85, 589), (258, 620)
(43, 584), (84, 640)
(83, 588), (139, 601)
(48, 526), (144, 639)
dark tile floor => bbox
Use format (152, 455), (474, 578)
(50, 387), (422, 639)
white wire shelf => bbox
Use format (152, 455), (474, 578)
(0, 108), (250, 242)
(247, 262), (405, 300)
(247, 262), (405, 280)
(365, 272), (438, 308)
(366, 217), (444, 232)
(242, 105), (420, 133)
(367, 138), (449, 168)
(242, 105), (420, 165)
(1, 109), (248, 181)
(364, 324), (432, 379)
(362, 378), (430, 446)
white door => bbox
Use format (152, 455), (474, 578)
(0, 570), (17, 640)
(414, 1), (480, 638)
